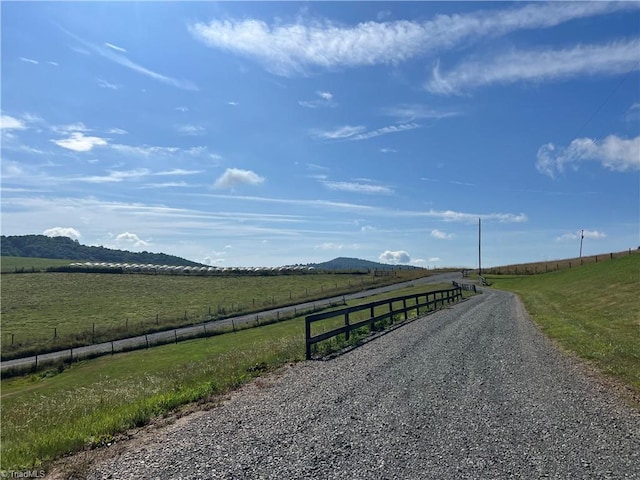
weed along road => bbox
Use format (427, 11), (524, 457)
(1, 271), (462, 374)
(76, 289), (639, 479)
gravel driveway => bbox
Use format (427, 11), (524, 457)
(76, 289), (639, 479)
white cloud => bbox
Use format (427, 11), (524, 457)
(380, 148), (397, 153)
(104, 42), (127, 53)
(52, 132), (108, 152)
(321, 181), (393, 195)
(536, 135), (640, 178)
(311, 125), (366, 140)
(115, 232), (149, 247)
(107, 128), (128, 135)
(19, 57), (39, 64)
(379, 250), (411, 264)
(213, 168), (265, 189)
(76, 169), (150, 183)
(43, 227), (81, 240)
(431, 229), (454, 240)
(97, 78), (121, 90)
(48, 61), (59, 67)
(0, 115), (27, 130)
(426, 39), (640, 95)
(428, 257), (441, 262)
(177, 124), (207, 136)
(351, 122), (420, 141)
(382, 104), (460, 122)
(299, 91), (336, 108)
(556, 230), (607, 242)
(188, 2), (634, 76)
(52, 122), (90, 133)
(417, 209), (527, 224)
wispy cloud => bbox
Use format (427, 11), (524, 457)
(351, 122), (420, 141)
(76, 169), (150, 183)
(107, 128), (128, 135)
(382, 104), (460, 122)
(321, 180), (393, 195)
(431, 229), (454, 240)
(213, 168), (265, 189)
(188, 2), (635, 76)
(177, 124), (207, 136)
(97, 78), (121, 90)
(104, 42), (127, 53)
(536, 135), (640, 178)
(416, 209), (527, 224)
(311, 123), (419, 141)
(299, 90), (336, 108)
(19, 57), (39, 64)
(426, 39), (640, 95)
(311, 125), (366, 140)
(61, 27), (198, 91)
(556, 230), (607, 242)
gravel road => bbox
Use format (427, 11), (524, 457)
(76, 289), (638, 479)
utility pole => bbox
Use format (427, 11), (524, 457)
(478, 217), (482, 276)
(579, 229), (584, 259)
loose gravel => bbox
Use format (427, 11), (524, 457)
(69, 289), (639, 479)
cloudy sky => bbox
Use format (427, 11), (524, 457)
(2, 2), (639, 267)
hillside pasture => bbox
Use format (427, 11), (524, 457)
(1, 256), (75, 273)
(484, 248), (638, 275)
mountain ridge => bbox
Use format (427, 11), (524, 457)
(0, 235), (203, 267)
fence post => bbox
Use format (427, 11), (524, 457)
(345, 312), (351, 340)
(174, 330), (178, 344)
(54, 327), (57, 339)
(305, 318), (311, 360)
(145, 334), (149, 348)
(403, 299), (408, 320)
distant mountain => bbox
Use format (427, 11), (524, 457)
(310, 257), (422, 271)
(0, 235), (203, 267)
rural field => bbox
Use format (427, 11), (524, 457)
(0, 281), (456, 472)
(0, 263), (430, 359)
(1, 252), (638, 474)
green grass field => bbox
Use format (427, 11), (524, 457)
(0, 268), (429, 358)
(488, 254), (640, 391)
(0, 256), (74, 273)
(0, 282), (454, 472)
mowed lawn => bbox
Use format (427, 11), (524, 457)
(488, 253), (640, 391)
(0, 270), (425, 356)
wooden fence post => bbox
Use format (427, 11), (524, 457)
(345, 312), (351, 339)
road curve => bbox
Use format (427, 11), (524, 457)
(74, 289), (639, 480)
(2, 271), (462, 373)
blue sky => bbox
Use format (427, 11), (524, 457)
(1, 1), (639, 268)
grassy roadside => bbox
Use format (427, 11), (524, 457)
(487, 254), (640, 392)
(0, 283), (455, 472)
